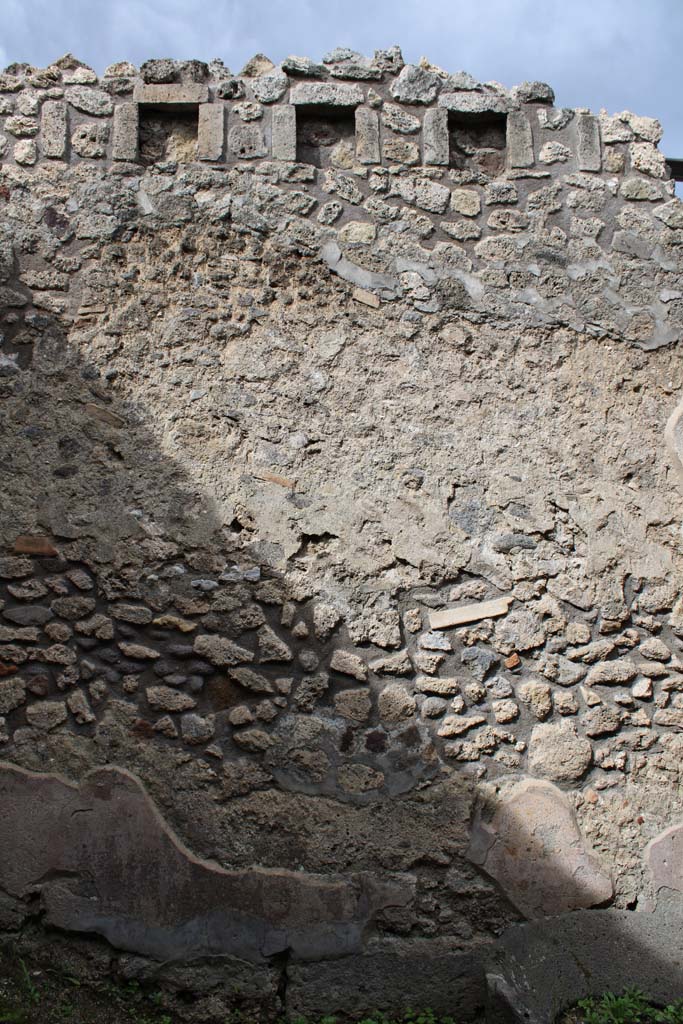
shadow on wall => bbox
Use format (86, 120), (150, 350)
(1, 244), (683, 1024)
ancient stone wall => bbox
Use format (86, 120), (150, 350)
(2, 46), (683, 1021)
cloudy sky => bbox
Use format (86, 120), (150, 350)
(3, 0), (683, 155)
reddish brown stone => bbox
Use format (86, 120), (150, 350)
(504, 652), (521, 670)
(12, 535), (58, 556)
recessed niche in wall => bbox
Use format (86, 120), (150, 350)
(295, 105), (356, 168)
(448, 111), (507, 176)
(139, 106), (199, 166)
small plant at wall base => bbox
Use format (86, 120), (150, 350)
(559, 989), (683, 1024)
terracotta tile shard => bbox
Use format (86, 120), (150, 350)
(12, 536), (59, 556)
(429, 596), (513, 631)
(254, 471), (296, 489)
(352, 287), (380, 308)
(84, 403), (126, 427)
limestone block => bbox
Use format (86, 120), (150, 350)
(290, 82), (363, 107)
(197, 102), (224, 160)
(228, 123), (267, 159)
(576, 112), (601, 171)
(133, 83), (209, 105)
(423, 107), (448, 165)
(271, 105), (296, 161)
(355, 107), (380, 164)
(467, 778), (613, 918)
(439, 92), (509, 115)
(507, 110), (534, 168)
(40, 100), (67, 158)
(112, 102), (139, 161)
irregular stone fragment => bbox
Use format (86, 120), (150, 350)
(518, 681), (552, 720)
(26, 700), (68, 730)
(66, 87), (113, 116)
(194, 634), (253, 666)
(438, 714), (486, 737)
(334, 688), (372, 721)
(257, 625), (293, 662)
(378, 683), (416, 722)
(0, 678), (26, 714)
(152, 614), (196, 632)
(110, 604), (151, 625)
(381, 103), (420, 134)
(513, 81), (555, 105)
(585, 660), (637, 686)
(118, 642), (160, 660)
(390, 65), (441, 105)
(181, 713), (215, 745)
(468, 778), (613, 918)
(304, 606), (337, 643)
(233, 728), (273, 752)
(450, 189), (481, 217)
(66, 690), (95, 724)
(539, 141), (571, 164)
(584, 704), (621, 737)
(228, 668), (274, 694)
(330, 649), (367, 681)
(252, 72), (287, 103)
(492, 699), (519, 723)
(146, 687), (196, 713)
(528, 722), (592, 782)
(13, 140), (36, 165)
(337, 764), (384, 793)
(630, 142), (666, 178)
(382, 138), (419, 165)
(2, 605), (52, 626)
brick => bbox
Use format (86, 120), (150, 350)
(271, 105), (296, 161)
(112, 103), (139, 161)
(355, 107), (379, 164)
(197, 102), (224, 160)
(506, 110), (534, 168)
(40, 101), (67, 158)
(576, 113), (601, 172)
(133, 83), (208, 105)
(423, 107), (448, 166)
(429, 596), (513, 630)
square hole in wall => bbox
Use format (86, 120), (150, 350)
(448, 111), (507, 176)
(295, 105), (356, 168)
(139, 105), (199, 166)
